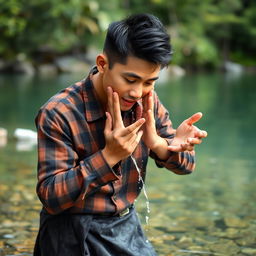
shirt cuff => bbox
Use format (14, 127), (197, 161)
(84, 150), (121, 185)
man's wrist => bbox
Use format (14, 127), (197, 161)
(150, 137), (169, 160)
(102, 148), (120, 167)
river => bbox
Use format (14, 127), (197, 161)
(0, 71), (255, 255)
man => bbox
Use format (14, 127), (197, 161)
(34, 13), (207, 256)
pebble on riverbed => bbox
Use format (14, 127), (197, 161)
(224, 217), (248, 228)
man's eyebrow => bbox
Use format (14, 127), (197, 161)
(122, 72), (159, 81)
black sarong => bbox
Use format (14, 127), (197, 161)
(33, 207), (157, 256)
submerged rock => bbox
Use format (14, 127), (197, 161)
(13, 128), (37, 151)
(224, 217), (248, 228)
(55, 56), (90, 73)
(208, 240), (240, 254)
(37, 64), (58, 76)
(241, 248), (256, 255)
(236, 233), (256, 247)
(223, 61), (244, 73)
(0, 58), (35, 75)
(212, 228), (242, 239)
(14, 128), (37, 141)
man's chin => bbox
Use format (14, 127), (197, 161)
(120, 105), (133, 112)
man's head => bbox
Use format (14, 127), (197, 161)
(103, 13), (172, 69)
(94, 14), (172, 111)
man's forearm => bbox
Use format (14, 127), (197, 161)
(150, 137), (170, 160)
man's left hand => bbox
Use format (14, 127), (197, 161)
(167, 112), (207, 152)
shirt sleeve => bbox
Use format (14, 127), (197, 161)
(149, 92), (196, 175)
(35, 107), (119, 214)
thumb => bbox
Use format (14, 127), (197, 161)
(104, 112), (112, 134)
(186, 112), (203, 126)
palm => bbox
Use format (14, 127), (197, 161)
(168, 112), (206, 152)
(172, 121), (196, 146)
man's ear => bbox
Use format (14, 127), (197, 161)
(96, 54), (108, 73)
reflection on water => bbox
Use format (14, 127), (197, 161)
(0, 72), (256, 255)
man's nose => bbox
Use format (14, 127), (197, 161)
(129, 85), (143, 100)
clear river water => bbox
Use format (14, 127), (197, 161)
(0, 71), (255, 255)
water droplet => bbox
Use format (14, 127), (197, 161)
(145, 215), (149, 225)
(131, 155), (151, 225)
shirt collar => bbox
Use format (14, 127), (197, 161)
(82, 68), (105, 122)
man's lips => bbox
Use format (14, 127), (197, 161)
(121, 98), (138, 107)
(122, 98), (136, 103)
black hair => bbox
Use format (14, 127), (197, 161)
(103, 13), (172, 69)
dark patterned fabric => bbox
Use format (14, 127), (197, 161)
(35, 67), (195, 216)
(34, 207), (157, 256)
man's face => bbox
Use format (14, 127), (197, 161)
(101, 56), (161, 111)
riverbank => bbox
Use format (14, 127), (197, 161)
(1, 47), (256, 78)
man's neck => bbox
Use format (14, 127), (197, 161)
(91, 72), (107, 111)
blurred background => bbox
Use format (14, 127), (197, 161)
(0, 0), (256, 255)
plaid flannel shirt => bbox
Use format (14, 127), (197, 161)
(36, 68), (195, 215)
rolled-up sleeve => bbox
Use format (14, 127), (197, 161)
(149, 93), (196, 174)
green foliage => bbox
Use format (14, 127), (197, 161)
(172, 27), (218, 68)
(0, 0), (255, 68)
(0, 0), (125, 60)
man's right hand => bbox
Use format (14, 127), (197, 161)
(102, 87), (145, 167)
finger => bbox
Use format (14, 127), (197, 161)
(125, 120), (145, 141)
(130, 130), (144, 148)
(168, 143), (194, 152)
(107, 87), (114, 121)
(142, 93), (148, 110)
(195, 130), (208, 138)
(183, 144), (194, 151)
(180, 143), (194, 151)
(145, 92), (154, 122)
(142, 92), (154, 126)
(146, 108), (155, 125)
(122, 118), (145, 136)
(135, 101), (143, 120)
(104, 112), (112, 134)
(186, 145), (195, 151)
(148, 90), (154, 112)
(186, 112), (203, 126)
(113, 92), (124, 128)
(142, 91), (153, 112)
(187, 137), (202, 145)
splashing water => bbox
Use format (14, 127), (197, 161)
(131, 155), (150, 225)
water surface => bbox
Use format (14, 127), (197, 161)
(0, 71), (255, 255)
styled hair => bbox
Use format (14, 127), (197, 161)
(103, 13), (172, 69)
